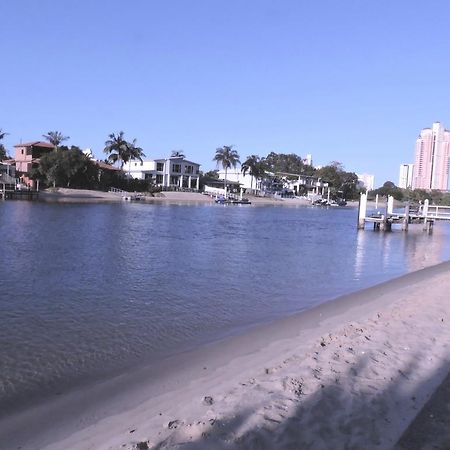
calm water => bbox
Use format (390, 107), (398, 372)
(1, 201), (450, 413)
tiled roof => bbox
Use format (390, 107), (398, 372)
(96, 161), (122, 171)
(14, 141), (55, 149)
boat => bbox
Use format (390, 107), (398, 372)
(215, 196), (251, 205)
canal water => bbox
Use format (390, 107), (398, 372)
(1, 201), (450, 414)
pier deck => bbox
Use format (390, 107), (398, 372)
(357, 193), (450, 232)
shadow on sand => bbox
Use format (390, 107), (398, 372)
(148, 349), (450, 450)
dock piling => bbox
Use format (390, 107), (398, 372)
(357, 192), (367, 229)
(402, 203), (410, 231)
(387, 195), (394, 215)
(423, 199), (429, 231)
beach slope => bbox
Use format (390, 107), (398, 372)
(2, 262), (450, 449)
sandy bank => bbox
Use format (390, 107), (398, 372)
(1, 261), (449, 449)
(38, 188), (215, 204)
(37, 188), (330, 207)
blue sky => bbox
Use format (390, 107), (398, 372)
(1, 0), (450, 187)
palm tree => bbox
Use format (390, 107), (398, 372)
(0, 128), (8, 160)
(42, 131), (70, 150)
(104, 131), (145, 175)
(126, 138), (145, 177)
(104, 131), (128, 168)
(171, 150), (185, 158)
(213, 145), (240, 194)
(241, 154), (266, 192)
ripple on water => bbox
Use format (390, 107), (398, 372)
(1, 201), (450, 412)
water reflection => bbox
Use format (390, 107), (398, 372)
(353, 222), (450, 281)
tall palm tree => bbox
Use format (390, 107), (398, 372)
(103, 131), (130, 169)
(213, 145), (240, 194)
(241, 154), (266, 192)
(104, 131), (145, 174)
(0, 128), (8, 160)
(126, 138), (145, 177)
(42, 131), (70, 150)
(0, 128), (8, 141)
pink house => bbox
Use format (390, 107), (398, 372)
(14, 141), (54, 174)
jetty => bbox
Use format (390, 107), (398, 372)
(108, 187), (145, 201)
(1, 176), (39, 201)
(357, 192), (450, 232)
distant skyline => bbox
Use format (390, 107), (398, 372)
(412, 122), (450, 190)
(2, 0), (450, 187)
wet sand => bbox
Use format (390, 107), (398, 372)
(1, 261), (449, 449)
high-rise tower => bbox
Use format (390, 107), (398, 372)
(412, 122), (450, 190)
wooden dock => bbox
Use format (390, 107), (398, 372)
(1, 183), (39, 201)
(357, 193), (450, 232)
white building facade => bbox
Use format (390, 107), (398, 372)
(124, 156), (200, 189)
(398, 163), (414, 189)
(356, 173), (375, 191)
(216, 170), (260, 192)
(217, 169), (328, 198)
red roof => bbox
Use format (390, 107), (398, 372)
(96, 160), (122, 171)
(14, 141), (55, 149)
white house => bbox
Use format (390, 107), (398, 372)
(123, 156), (201, 190)
(216, 168), (328, 199)
(216, 170), (260, 192)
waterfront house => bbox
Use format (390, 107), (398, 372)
(217, 170), (261, 194)
(275, 172), (328, 198)
(219, 169), (328, 198)
(123, 155), (201, 190)
(203, 178), (242, 197)
(14, 141), (54, 173)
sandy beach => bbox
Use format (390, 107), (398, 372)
(1, 261), (449, 449)
(37, 188), (313, 206)
(37, 188), (391, 209)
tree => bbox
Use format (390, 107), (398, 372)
(171, 150), (185, 158)
(213, 145), (240, 193)
(0, 128), (9, 160)
(42, 131), (70, 150)
(103, 131), (145, 173)
(316, 163), (360, 200)
(241, 155), (266, 192)
(264, 152), (314, 175)
(125, 139), (145, 177)
(32, 146), (98, 188)
(371, 181), (404, 201)
(203, 170), (219, 179)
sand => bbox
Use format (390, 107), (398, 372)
(1, 262), (449, 449)
(37, 188), (314, 206)
(38, 188), (215, 204)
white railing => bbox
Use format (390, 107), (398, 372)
(421, 205), (450, 219)
(109, 187), (129, 195)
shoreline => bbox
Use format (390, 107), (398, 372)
(36, 188), (362, 207)
(1, 261), (450, 449)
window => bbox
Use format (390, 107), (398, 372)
(156, 174), (163, 184)
(185, 165), (193, 174)
(172, 164), (181, 173)
(156, 162), (164, 171)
